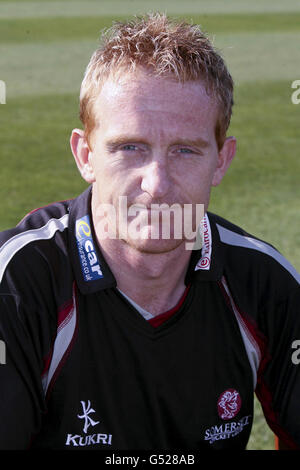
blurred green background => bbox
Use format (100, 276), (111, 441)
(1, 0), (300, 450)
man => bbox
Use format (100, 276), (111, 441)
(0, 13), (299, 450)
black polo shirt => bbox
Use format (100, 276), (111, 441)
(0, 186), (299, 449)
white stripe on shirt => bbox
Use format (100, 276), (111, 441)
(216, 224), (300, 284)
(0, 214), (69, 283)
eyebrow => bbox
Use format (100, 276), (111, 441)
(105, 136), (210, 149)
(172, 138), (210, 148)
(105, 136), (149, 150)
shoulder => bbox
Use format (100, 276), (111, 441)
(207, 212), (299, 306)
(0, 199), (73, 304)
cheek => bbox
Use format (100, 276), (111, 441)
(94, 164), (139, 203)
(176, 160), (217, 197)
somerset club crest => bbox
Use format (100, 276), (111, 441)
(217, 389), (242, 420)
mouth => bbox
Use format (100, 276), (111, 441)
(131, 206), (174, 212)
(129, 201), (183, 210)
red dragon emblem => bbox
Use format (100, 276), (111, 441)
(217, 389), (242, 420)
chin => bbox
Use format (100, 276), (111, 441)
(123, 235), (185, 254)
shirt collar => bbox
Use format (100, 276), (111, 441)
(68, 186), (224, 295)
(185, 212), (224, 284)
(68, 186), (117, 294)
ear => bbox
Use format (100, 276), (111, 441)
(212, 136), (237, 187)
(70, 129), (95, 183)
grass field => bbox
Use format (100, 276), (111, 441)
(1, 0), (299, 450)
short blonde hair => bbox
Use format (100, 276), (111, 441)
(79, 12), (234, 150)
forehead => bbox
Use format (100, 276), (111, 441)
(92, 70), (218, 137)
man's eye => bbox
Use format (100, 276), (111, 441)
(178, 148), (194, 154)
(121, 145), (138, 151)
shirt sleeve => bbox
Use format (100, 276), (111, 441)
(0, 293), (52, 449)
(255, 285), (300, 449)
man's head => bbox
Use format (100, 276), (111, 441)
(79, 12), (234, 152)
(71, 13), (236, 254)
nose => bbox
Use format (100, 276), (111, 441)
(140, 160), (171, 200)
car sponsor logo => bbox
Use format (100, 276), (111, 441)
(75, 215), (103, 281)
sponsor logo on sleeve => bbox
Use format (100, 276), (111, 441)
(75, 215), (103, 281)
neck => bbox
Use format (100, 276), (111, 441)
(96, 235), (192, 316)
(91, 188), (194, 315)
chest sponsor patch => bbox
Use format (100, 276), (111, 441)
(75, 215), (103, 281)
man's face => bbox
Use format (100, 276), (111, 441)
(76, 70), (235, 253)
